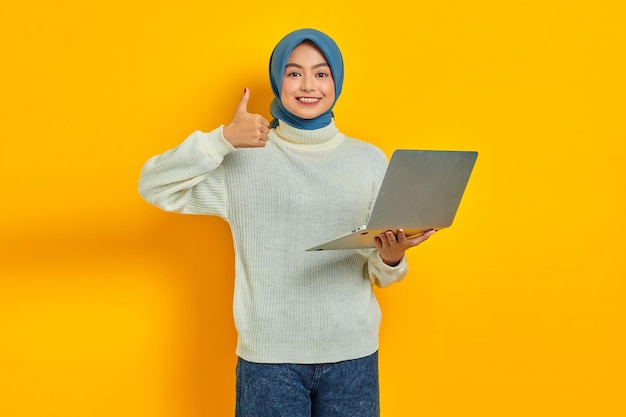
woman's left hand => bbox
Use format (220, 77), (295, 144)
(375, 229), (436, 267)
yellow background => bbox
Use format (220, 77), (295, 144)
(1, 1), (624, 416)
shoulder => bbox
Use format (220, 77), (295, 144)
(339, 134), (388, 165)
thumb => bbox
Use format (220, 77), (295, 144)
(235, 87), (250, 115)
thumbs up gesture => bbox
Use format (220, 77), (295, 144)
(223, 88), (271, 148)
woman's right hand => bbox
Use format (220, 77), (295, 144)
(223, 88), (271, 148)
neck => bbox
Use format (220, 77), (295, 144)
(274, 119), (339, 145)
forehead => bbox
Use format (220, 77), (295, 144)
(286, 41), (329, 64)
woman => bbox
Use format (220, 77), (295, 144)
(139, 28), (434, 417)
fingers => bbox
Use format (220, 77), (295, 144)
(414, 229), (436, 244)
(224, 88), (271, 148)
(377, 229), (436, 247)
(234, 89), (270, 128)
(375, 231), (402, 267)
(255, 119), (270, 144)
(377, 230), (398, 247)
(375, 229), (436, 266)
(235, 87), (250, 115)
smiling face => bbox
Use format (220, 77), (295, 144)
(280, 41), (336, 120)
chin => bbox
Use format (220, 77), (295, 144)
(297, 112), (323, 119)
(291, 106), (330, 120)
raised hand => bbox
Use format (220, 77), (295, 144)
(223, 88), (271, 148)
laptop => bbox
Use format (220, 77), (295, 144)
(306, 149), (478, 251)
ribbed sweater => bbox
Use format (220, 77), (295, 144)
(138, 120), (409, 364)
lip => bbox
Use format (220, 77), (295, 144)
(296, 97), (322, 104)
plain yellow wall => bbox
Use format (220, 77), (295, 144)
(1, 1), (625, 416)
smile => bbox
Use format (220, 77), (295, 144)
(297, 97), (321, 103)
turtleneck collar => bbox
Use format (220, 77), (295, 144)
(273, 119), (340, 146)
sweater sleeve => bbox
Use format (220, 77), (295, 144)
(138, 126), (235, 219)
(365, 252), (409, 288)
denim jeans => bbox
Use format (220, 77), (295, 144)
(235, 351), (380, 417)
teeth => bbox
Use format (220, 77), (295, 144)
(298, 97), (320, 103)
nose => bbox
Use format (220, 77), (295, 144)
(300, 74), (315, 92)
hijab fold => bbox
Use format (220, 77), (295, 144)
(269, 29), (344, 130)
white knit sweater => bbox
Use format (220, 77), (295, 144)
(138, 120), (408, 364)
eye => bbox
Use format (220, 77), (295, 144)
(285, 71), (302, 78)
(316, 72), (331, 78)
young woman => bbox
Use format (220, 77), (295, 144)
(139, 28), (434, 417)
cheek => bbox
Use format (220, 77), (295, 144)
(324, 81), (336, 98)
(325, 86), (336, 103)
(280, 80), (294, 101)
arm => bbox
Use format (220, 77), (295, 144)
(138, 127), (235, 216)
(365, 250), (409, 288)
(363, 230), (434, 288)
(138, 88), (270, 216)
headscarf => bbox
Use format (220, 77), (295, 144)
(269, 28), (344, 130)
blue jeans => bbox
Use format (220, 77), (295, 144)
(235, 351), (380, 417)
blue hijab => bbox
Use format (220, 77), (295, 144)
(269, 28), (344, 130)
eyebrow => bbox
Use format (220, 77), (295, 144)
(284, 62), (330, 70)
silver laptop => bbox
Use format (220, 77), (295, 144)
(306, 149), (478, 251)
